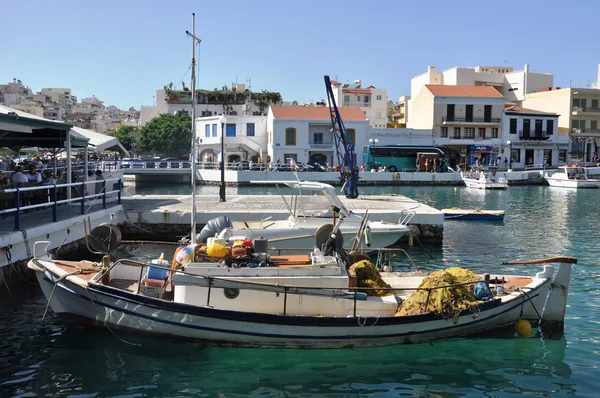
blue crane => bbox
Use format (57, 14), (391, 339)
(324, 75), (359, 198)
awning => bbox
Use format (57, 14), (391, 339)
(71, 126), (130, 156)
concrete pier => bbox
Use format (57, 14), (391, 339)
(120, 193), (444, 242)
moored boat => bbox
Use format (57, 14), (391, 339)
(461, 171), (509, 190)
(29, 239), (575, 348)
(545, 165), (600, 189)
(442, 208), (505, 221)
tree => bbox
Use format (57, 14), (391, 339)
(108, 125), (139, 151)
(137, 112), (192, 157)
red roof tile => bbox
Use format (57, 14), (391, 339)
(271, 106), (367, 121)
(425, 85), (503, 98)
(343, 89), (372, 94)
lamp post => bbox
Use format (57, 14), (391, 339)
(506, 140), (512, 171)
(219, 115), (226, 202)
(369, 138), (378, 170)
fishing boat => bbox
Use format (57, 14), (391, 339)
(28, 239), (575, 348)
(196, 181), (411, 252)
(545, 165), (600, 189)
(461, 170), (509, 190)
(441, 208), (505, 221)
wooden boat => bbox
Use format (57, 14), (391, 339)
(545, 165), (600, 189)
(442, 208), (505, 221)
(461, 170), (508, 190)
(29, 239), (575, 348)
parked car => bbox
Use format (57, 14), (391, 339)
(120, 158), (133, 169)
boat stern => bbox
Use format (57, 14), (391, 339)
(541, 257), (575, 327)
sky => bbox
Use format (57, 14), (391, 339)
(2, 0), (599, 110)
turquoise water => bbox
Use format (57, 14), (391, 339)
(2, 185), (600, 397)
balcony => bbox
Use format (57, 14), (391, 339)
(343, 102), (370, 108)
(518, 130), (550, 140)
(309, 142), (334, 150)
(572, 106), (600, 115)
(571, 128), (600, 136)
(442, 116), (501, 125)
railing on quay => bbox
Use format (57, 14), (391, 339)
(0, 178), (122, 230)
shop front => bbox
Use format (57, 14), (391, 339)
(468, 145), (500, 167)
(510, 142), (569, 169)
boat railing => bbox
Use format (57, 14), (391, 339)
(0, 178), (122, 230)
(399, 210), (415, 226)
(102, 257), (548, 317)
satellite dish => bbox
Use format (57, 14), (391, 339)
(315, 224), (343, 253)
(88, 223), (122, 254)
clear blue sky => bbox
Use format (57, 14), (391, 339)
(2, 0), (599, 110)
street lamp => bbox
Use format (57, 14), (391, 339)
(369, 138), (379, 170)
(219, 115), (226, 202)
(506, 140), (512, 171)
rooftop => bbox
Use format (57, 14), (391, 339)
(271, 106), (367, 121)
(504, 106), (558, 116)
(425, 85), (504, 98)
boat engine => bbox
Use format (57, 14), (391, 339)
(196, 216), (233, 243)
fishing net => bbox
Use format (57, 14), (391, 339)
(396, 267), (482, 318)
(349, 260), (392, 297)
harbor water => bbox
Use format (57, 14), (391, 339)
(1, 185), (600, 397)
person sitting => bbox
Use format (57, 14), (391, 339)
(11, 166), (28, 184)
(27, 165), (42, 183)
(1, 176), (11, 189)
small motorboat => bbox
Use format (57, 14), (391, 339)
(461, 170), (508, 190)
(545, 165), (600, 189)
(442, 208), (505, 221)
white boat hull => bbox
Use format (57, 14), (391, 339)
(31, 259), (556, 348)
(462, 176), (509, 190)
(546, 178), (599, 189)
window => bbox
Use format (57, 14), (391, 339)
(573, 98), (587, 109)
(464, 128), (475, 138)
(376, 95), (382, 100)
(491, 128), (498, 138)
(509, 118), (517, 134)
(453, 127), (461, 138)
(559, 150), (567, 163)
(441, 127), (448, 137)
(478, 128), (485, 138)
(346, 128), (356, 144)
(592, 99), (599, 109)
(205, 124), (210, 138)
(572, 119), (585, 133)
(357, 96), (361, 102)
(364, 96), (369, 103)
(511, 148), (521, 163)
(546, 120), (554, 135)
(285, 128), (296, 145)
(313, 132), (323, 144)
(226, 124), (236, 137)
(343, 95), (349, 103)
(591, 120), (598, 131)
(247, 123), (255, 136)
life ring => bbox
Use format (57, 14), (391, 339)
(395, 172), (401, 181)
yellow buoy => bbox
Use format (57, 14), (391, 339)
(408, 235), (414, 247)
(206, 242), (229, 258)
(515, 319), (532, 338)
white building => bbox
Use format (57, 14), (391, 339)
(502, 106), (566, 169)
(330, 80), (388, 129)
(195, 115), (268, 163)
(82, 96), (104, 107)
(267, 106), (369, 166)
(0, 79), (33, 106)
(408, 64), (553, 124)
(13, 100), (45, 118)
(41, 88), (77, 113)
(43, 104), (63, 120)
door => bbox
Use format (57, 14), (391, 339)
(535, 120), (543, 138)
(523, 119), (531, 138)
(465, 105), (473, 122)
(525, 149), (534, 167)
(309, 153), (328, 166)
(484, 105), (492, 123)
(446, 104), (455, 122)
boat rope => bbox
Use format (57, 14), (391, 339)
(42, 268), (88, 320)
(19, 229), (31, 258)
(83, 286), (141, 347)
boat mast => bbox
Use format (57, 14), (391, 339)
(187, 13), (201, 240)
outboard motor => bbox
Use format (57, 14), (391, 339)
(195, 216), (233, 243)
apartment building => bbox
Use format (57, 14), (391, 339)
(523, 87), (600, 163)
(503, 106), (566, 169)
(407, 64), (553, 125)
(41, 88), (77, 114)
(410, 85), (505, 167)
(330, 80), (388, 129)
